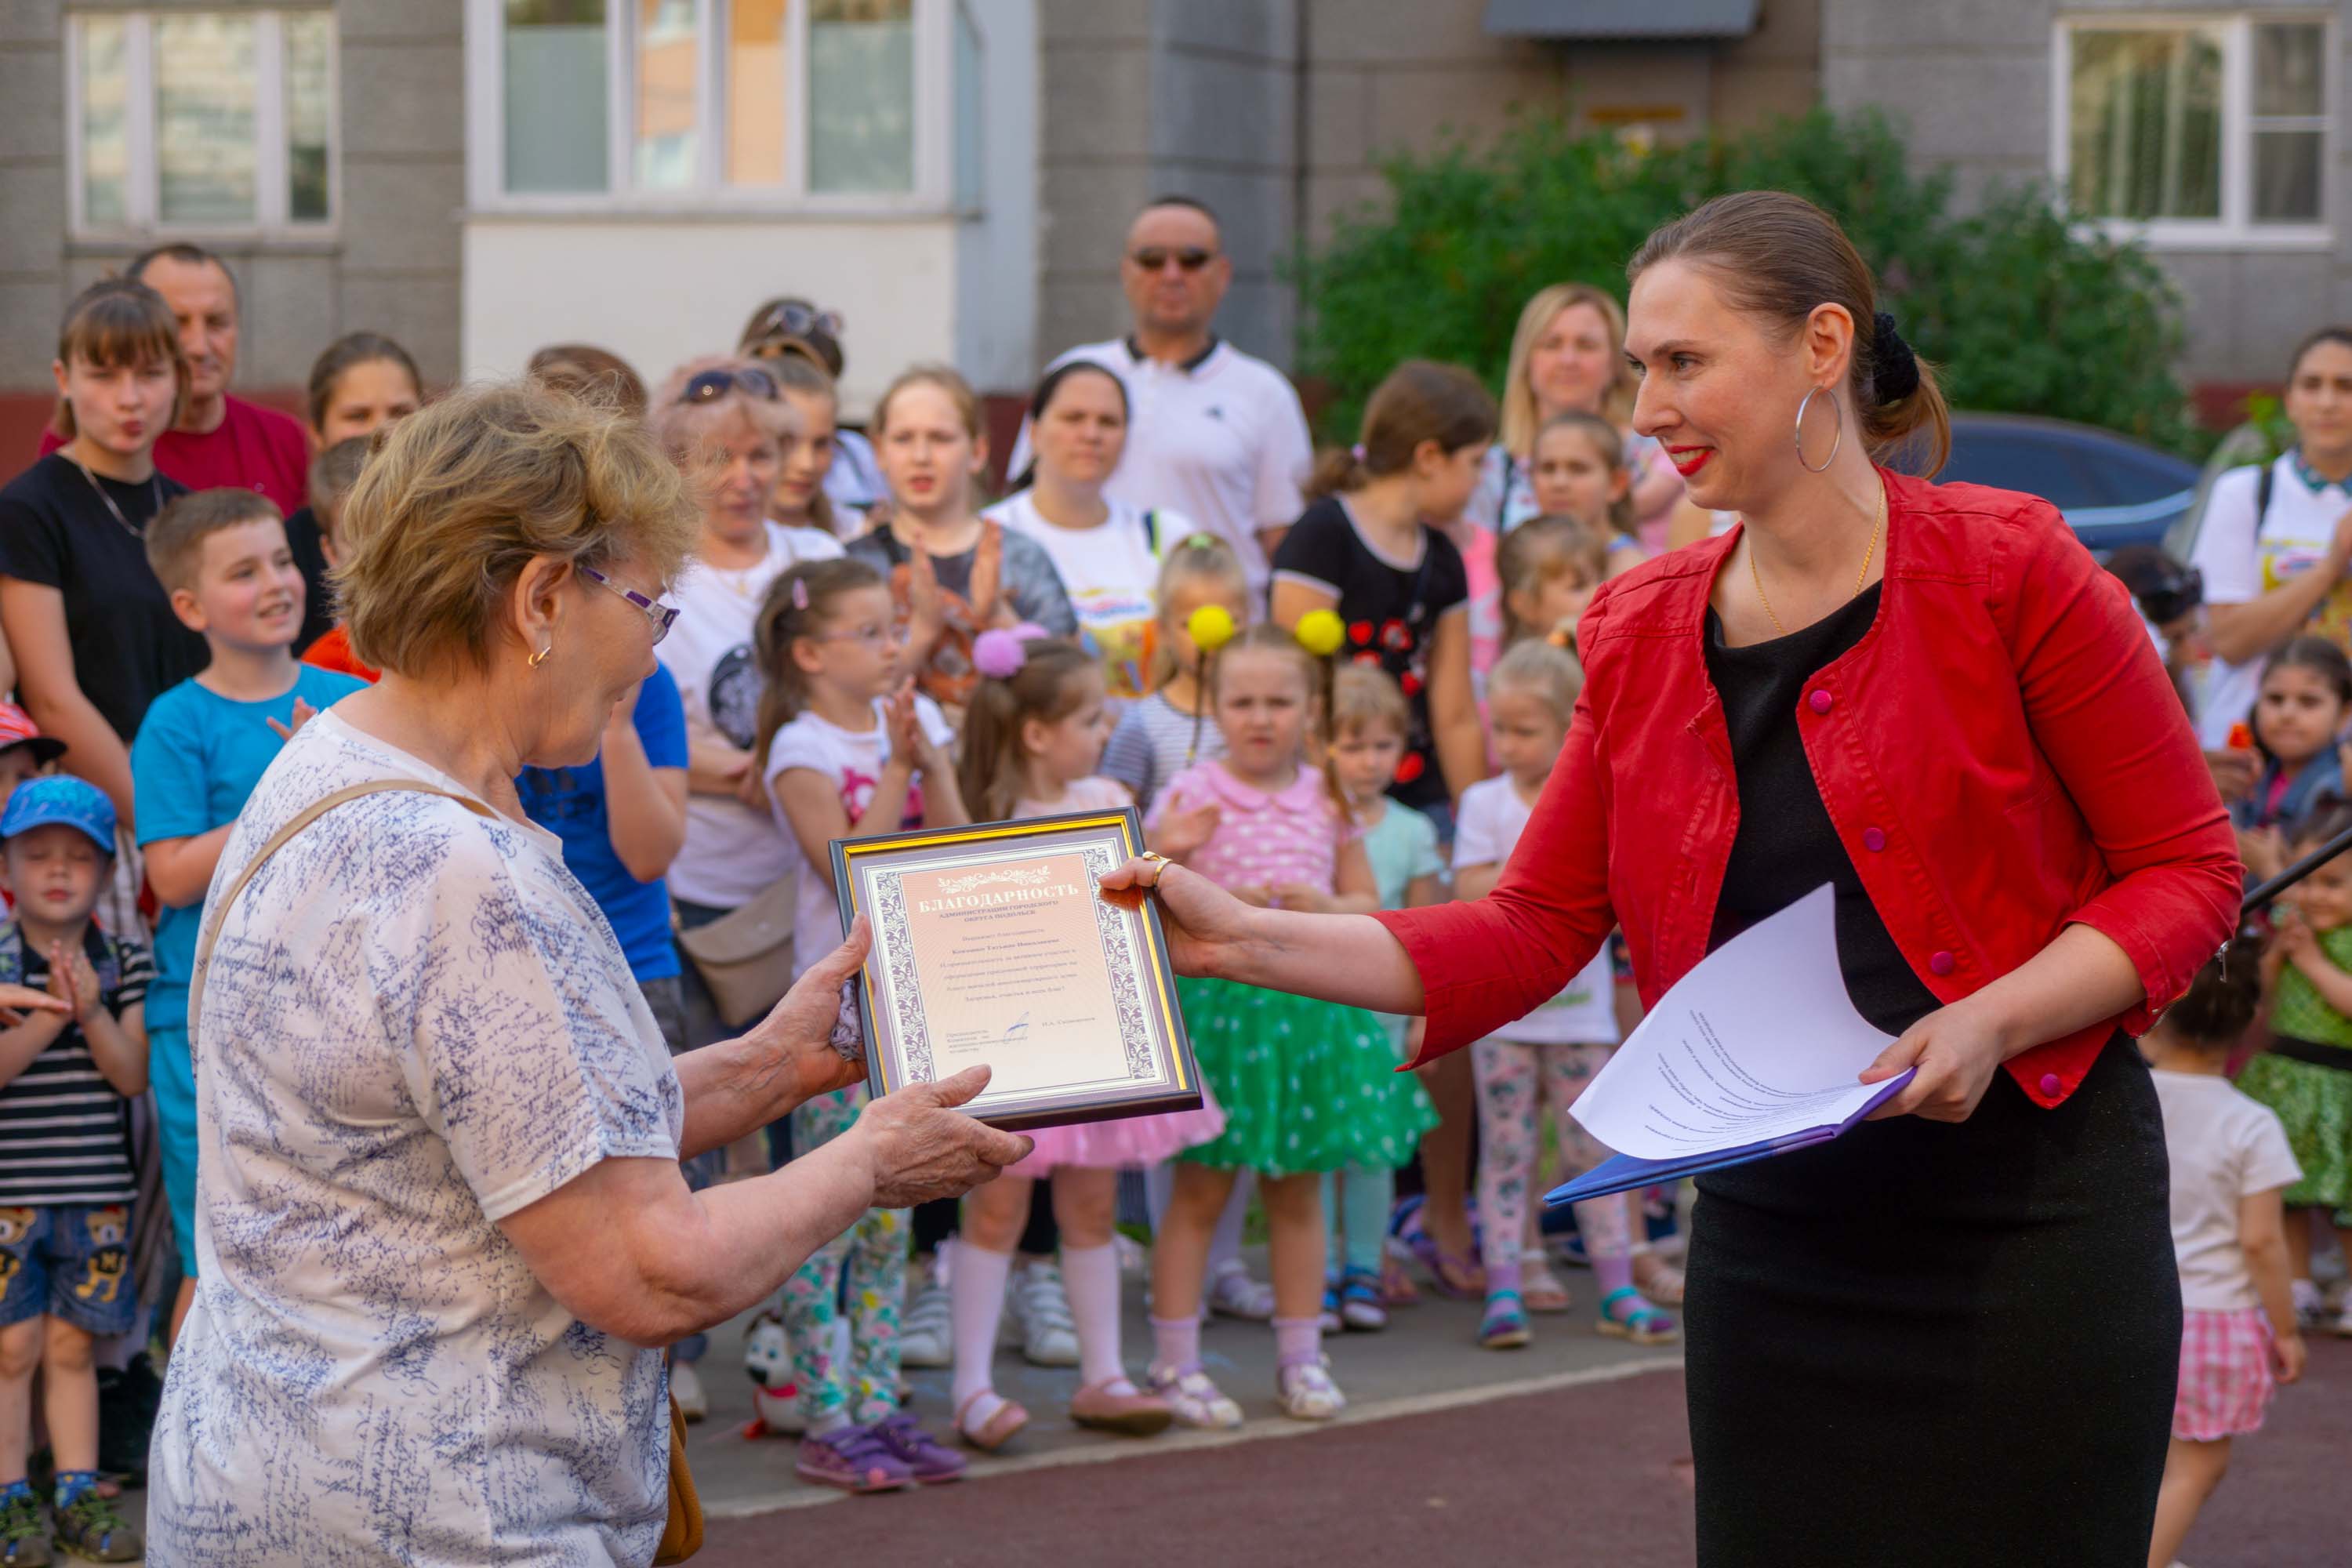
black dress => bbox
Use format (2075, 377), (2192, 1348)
(1684, 586), (2180, 1567)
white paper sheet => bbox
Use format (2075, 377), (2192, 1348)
(1566, 885), (1900, 1161)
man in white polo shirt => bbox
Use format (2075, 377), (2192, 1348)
(1012, 196), (1314, 600)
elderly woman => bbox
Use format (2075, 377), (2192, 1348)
(146, 383), (1029, 1564)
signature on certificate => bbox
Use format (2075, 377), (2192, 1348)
(997, 1011), (1031, 1045)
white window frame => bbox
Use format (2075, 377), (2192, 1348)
(2052, 11), (2335, 250)
(465, 0), (959, 216)
(64, 9), (341, 241)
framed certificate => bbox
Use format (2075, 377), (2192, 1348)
(830, 808), (1202, 1131)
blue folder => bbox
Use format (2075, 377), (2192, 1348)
(1544, 1069), (1916, 1207)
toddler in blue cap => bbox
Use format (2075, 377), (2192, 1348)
(0, 775), (149, 1562)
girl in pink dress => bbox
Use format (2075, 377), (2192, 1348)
(942, 633), (1225, 1449)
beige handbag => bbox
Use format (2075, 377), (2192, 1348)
(188, 777), (706, 1563)
(673, 876), (797, 1029)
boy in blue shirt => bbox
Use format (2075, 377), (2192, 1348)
(515, 665), (698, 1401)
(0, 776), (151, 1563)
(129, 489), (365, 1347)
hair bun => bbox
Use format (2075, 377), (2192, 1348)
(1871, 311), (1920, 404)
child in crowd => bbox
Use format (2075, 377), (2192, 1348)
(1145, 626), (1436, 1424)
(755, 557), (967, 1491)
(298, 437), (379, 681)
(2240, 804), (2352, 1334)
(1455, 641), (1675, 1351)
(1526, 412), (1647, 578)
(526, 343), (650, 419)
(2231, 637), (2350, 884)
(2144, 946), (2306, 1568)
(0, 278), (205, 839)
(761, 353), (862, 539)
(848, 365), (1076, 714)
(0, 778), (151, 1563)
(1102, 534), (1249, 814)
(1320, 666), (1446, 1329)
(131, 488), (367, 1346)
(1496, 514), (1613, 652)
(1271, 361), (1491, 833)
(942, 636), (1223, 1448)
(289, 334), (423, 652)
(0, 707), (64, 831)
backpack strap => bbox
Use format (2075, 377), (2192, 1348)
(2257, 459), (2276, 526)
(184, 779), (495, 1058)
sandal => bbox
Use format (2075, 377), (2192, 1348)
(1632, 1253), (1686, 1306)
(1275, 1356), (1346, 1421)
(1378, 1250), (1421, 1307)
(1394, 1201), (1485, 1300)
(1520, 1248), (1572, 1314)
(1319, 1275), (1344, 1334)
(1338, 1267), (1388, 1331)
(1069, 1377), (1174, 1437)
(1207, 1262), (1278, 1321)
(1479, 1290), (1531, 1350)
(1147, 1363), (1243, 1430)
(953, 1389), (1030, 1451)
(1596, 1287), (1679, 1345)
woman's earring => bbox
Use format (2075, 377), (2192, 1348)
(529, 643), (554, 669)
(1795, 384), (1844, 474)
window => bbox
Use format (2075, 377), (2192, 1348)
(470, 0), (977, 210)
(2056, 14), (2332, 245)
(68, 10), (337, 235)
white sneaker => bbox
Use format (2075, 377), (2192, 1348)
(2292, 1276), (2325, 1329)
(900, 1278), (953, 1368)
(1007, 1261), (1081, 1367)
(670, 1359), (709, 1423)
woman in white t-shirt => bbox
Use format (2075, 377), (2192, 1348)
(648, 355), (845, 1044)
(2191, 328), (2352, 747)
(985, 361), (1185, 706)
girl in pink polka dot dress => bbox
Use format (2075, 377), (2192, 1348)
(1141, 626), (1436, 1428)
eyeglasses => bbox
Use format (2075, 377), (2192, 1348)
(1128, 247), (1216, 274)
(748, 301), (844, 343)
(678, 366), (779, 405)
(579, 564), (680, 645)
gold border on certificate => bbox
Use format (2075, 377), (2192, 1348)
(830, 809), (1200, 1131)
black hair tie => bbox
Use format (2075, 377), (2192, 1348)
(1872, 310), (1920, 404)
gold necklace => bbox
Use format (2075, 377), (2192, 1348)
(1748, 482), (1886, 637)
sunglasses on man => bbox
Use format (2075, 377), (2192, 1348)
(1128, 247), (1217, 274)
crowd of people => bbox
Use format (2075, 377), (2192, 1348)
(0, 186), (2339, 1563)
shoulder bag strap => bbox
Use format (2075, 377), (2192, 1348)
(2258, 459), (2276, 528)
(184, 779), (496, 1058)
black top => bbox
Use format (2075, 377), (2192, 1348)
(0, 454), (205, 742)
(1702, 584), (1940, 1036)
(1270, 495), (1470, 811)
(282, 505), (335, 655)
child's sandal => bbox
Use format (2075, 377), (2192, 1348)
(1520, 1247), (1573, 1314)
(1479, 1290), (1532, 1350)
(1147, 1363), (1243, 1430)
(1275, 1356), (1346, 1421)
(1338, 1267), (1388, 1331)
(1595, 1287), (1678, 1345)
(953, 1390), (1029, 1451)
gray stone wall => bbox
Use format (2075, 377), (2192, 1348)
(0, 0), (464, 401)
(1823, 0), (2352, 387)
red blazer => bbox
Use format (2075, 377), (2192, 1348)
(1374, 470), (2241, 1108)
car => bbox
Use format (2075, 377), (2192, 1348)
(1932, 412), (2204, 556)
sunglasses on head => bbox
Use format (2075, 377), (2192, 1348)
(678, 366), (779, 405)
(750, 301), (844, 343)
(1129, 247), (1216, 274)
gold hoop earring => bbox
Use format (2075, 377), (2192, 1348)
(529, 644), (553, 669)
(1795, 384), (1844, 474)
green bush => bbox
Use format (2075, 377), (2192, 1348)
(1293, 109), (2201, 458)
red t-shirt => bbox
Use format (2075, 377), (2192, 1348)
(41, 394), (310, 518)
(300, 623), (379, 684)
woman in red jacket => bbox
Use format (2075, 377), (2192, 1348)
(1107, 191), (2239, 1566)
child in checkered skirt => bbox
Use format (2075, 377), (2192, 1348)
(2143, 944), (2307, 1568)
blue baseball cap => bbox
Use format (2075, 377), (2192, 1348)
(0, 776), (116, 856)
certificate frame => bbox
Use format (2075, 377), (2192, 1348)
(830, 808), (1202, 1132)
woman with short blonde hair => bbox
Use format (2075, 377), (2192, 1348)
(147, 379), (1031, 1565)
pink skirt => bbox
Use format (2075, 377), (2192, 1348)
(2172, 1306), (2277, 1441)
(1004, 1091), (1226, 1181)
